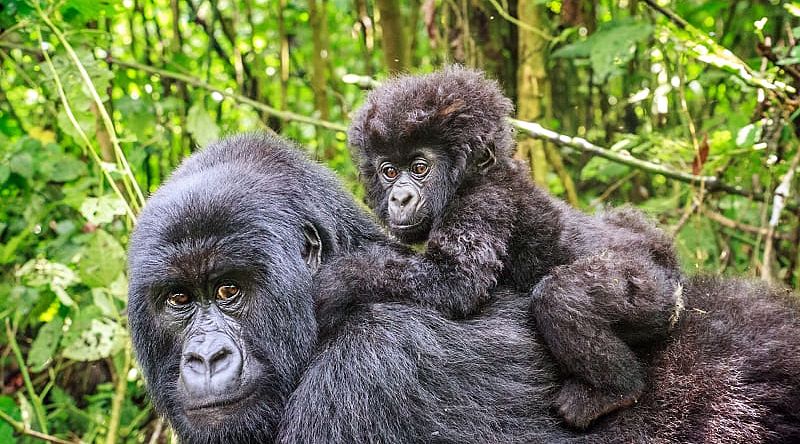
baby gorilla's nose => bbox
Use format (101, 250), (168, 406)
(388, 184), (420, 223)
(180, 334), (243, 399)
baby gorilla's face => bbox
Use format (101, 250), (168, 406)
(373, 147), (454, 244)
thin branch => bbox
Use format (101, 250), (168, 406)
(0, 410), (76, 444)
(510, 118), (778, 202)
(5, 320), (48, 434)
(762, 148), (800, 281)
(702, 207), (792, 240)
(108, 57), (347, 132)
(641, 0), (795, 95)
(486, 0), (553, 41)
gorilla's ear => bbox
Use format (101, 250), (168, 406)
(301, 223), (323, 273)
(477, 145), (497, 170)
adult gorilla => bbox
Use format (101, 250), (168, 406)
(128, 133), (800, 443)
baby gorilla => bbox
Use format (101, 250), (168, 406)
(315, 66), (683, 429)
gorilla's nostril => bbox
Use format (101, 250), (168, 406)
(209, 348), (233, 374)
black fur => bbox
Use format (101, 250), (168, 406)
(319, 66), (682, 427)
(128, 133), (800, 443)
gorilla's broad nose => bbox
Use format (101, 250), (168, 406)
(180, 334), (243, 399)
(388, 185), (419, 222)
(391, 188), (414, 207)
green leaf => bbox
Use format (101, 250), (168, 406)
(78, 229), (125, 288)
(553, 20), (653, 82)
(676, 216), (720, 271)
(580, 157), (630, 182)
(0, 395), (20, 443)
(80, 195), (127, 225)
(735, 123), (761, 148)
(62, 317), (126, 362)
(9, 152), (34, 179)
(27, 317), (65, 372)
(16, 259), (78, 306)
(38, 155), (87, 183)
(0, 165), (9, 184)
(187, 103), (221, 147)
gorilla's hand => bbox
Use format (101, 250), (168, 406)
(313, 246), (408, 338)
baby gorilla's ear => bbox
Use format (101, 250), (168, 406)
(302, 223), (323, 273)
(477, 145), (497, 170)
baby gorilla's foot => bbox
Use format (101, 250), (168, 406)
(555, 378), (640, 430)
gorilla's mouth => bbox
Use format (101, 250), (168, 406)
(183, 391), (256, 415)
(391, 220), (424, 230)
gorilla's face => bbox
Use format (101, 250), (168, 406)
(367, 146), (460, 244)
(128, 170), (322, 442)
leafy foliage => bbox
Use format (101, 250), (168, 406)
(0, 0), (798, 442)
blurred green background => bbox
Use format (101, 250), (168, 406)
(1, 0), (799, 442)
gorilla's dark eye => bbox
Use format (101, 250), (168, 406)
(381, 163), (399, 180)
(167, 292), (191, 308)
(411, 161), (429, 176)
(216, 284), (241, 301)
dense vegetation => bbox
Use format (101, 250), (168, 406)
(0, 0), (798, 442)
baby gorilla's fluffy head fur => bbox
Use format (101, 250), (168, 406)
(348, 65), (515, 178)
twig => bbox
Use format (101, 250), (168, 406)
(642, 0), (795, 95)
(105, 344), (132, 444)
(108, 58), (348, 133)
(37, 8), (146, 210)
(486, 0), (552, 41)
(762, 148), (800, 281)
(39, 35), (138, 222)
(0, 410), (76, 444)
(510, 118), (775, 201)
(147, 418), (164, 444)
(702, 208), (792, 240)
(5, 320), (48, 434)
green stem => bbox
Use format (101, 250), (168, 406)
(107, 57), (348, 133)
(104, 344), (132, 444)
(36, 7), (146, 209)
(38, 33), (137, 222)
(0, 410), (74, 444)
(4, 320), (48, 434)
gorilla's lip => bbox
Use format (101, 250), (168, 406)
(183, 391), (255, 414)
(390, 220), (424, 230)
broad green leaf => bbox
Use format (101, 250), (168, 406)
(27, 317), (65, 372)
(0, 165), (10, 184)
(9, 152), (34, 179)
(187, 103), (221, 147)
(80, 195), (127, 225)
(552, 21), (653, 82)
(676, 216), (720, 271)
(0, 395), (20, 443)
(16, 259), (77, 306)
(78, 229), (126, 288)
(62, 317), (127, 361)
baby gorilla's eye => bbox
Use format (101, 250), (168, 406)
(411, 161), (429, 176)
(381, 164), (399, 180)
(216, 284), (241, 301)
(167, 292), (191, 308)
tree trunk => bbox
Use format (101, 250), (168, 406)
(515, 2), (549, 187)
(376, 0), (408, 72)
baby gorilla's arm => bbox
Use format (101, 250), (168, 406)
(314, 181), (514, 330)
(530, 250), (682, 429)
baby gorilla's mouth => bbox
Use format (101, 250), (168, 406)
(391, 221), (424, 229)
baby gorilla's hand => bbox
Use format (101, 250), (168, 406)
(313, 250), (402, 338)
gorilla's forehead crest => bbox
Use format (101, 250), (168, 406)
(348, 65), (515, 160)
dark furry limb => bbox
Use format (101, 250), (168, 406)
(328, 66), (684, 427)
(128, 134), (800, 443)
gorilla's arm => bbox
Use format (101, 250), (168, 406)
(315, 179), (514, 327)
